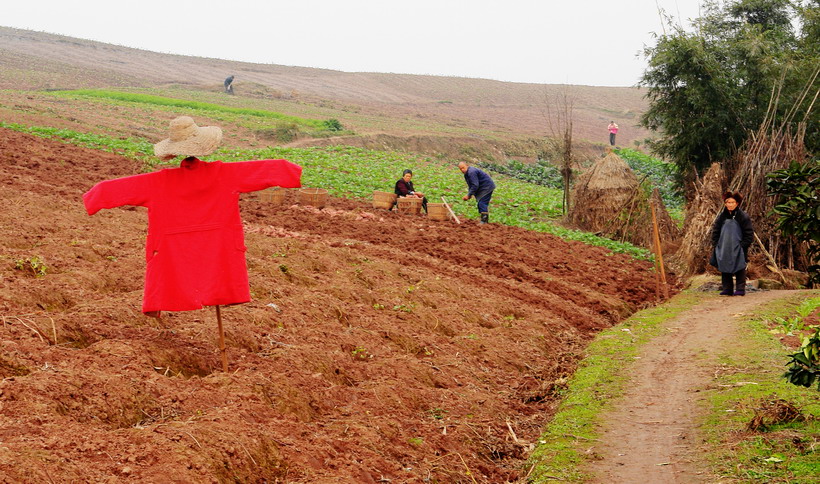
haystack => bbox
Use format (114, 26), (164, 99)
(727, 122), (812, 278)
(668, 162), (726, 277)
(569, 151), (640, 234)
(569, 150), (681, 252)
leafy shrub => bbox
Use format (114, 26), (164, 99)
(323, 119), (344, 131)
(784, 327), (820, 390)
(767, 159), (820, 287)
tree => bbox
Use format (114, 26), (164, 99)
(541, 86), (576, 214)
(766, 158), (820, 286)
(640, 0), (819, 182)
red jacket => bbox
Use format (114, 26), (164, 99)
(83, 158), (302, 314)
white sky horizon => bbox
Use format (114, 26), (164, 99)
(1, 1), (701, 88)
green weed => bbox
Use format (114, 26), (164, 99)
(351, 347), (372, 361)
(14, 256), (48, 277)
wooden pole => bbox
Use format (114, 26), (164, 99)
(440, 197), (461, 224)
(215, 305), (228, 372)
(650, 203), (669, 299)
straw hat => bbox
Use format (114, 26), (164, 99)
(153, 116), (222, 159)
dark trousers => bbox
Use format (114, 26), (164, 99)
(476, 190), (493, 214)
(721, 269), (746, 292)
(609, 133), (616, 146)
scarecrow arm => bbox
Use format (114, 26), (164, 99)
(83, 172), (153, 215)
(230, 159), (303, 193)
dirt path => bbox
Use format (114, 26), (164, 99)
(584, 289), (791, 483)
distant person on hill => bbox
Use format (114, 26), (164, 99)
(709, 191), (754, 296)
(458, 161), (495, 224)
(394, 169), (428, 213)
(608, 121), (619, 146)
(224, 75), (234, 94)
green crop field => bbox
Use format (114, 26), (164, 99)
(1, 121), (650, 259)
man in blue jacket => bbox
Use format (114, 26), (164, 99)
(458, 161), (496, 224)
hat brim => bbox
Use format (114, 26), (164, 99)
(154, 126), (223, 159)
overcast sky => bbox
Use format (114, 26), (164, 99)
(2, 0), (702, 87)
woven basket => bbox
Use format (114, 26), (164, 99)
(258, 187), (286, 205)
(397, 196), (423, 215)
(427, 203), (449, 221)
(298, 188), (328, 208)
(372, 191), (397, 210)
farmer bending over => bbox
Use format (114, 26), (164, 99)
(458, 162), (495, 224)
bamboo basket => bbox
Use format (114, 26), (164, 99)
(298, 188), (328, 208)
(258, 187), (286, 205)
(397, 197), (423, 215)
(427, 203), (448, 221)
(372, 191), (397, 210)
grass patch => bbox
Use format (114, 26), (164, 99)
(526, 291), (704, 481)
(46, 89), (347, 138)
(0, 121), (155, 162)
(49, 89), (328, 127)
(701, 290), (820, 483)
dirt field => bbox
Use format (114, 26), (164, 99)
(0, 126), (670, 482)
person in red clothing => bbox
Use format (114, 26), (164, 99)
(83, 116), (302, 317)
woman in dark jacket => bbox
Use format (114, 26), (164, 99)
(710, 191), (754, 296)
(394, 169), (428, 213)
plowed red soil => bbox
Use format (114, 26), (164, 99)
(0, 127), (669, 483)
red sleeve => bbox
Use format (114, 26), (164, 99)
(227, 159), (303, 193)
(82, 172), (155, 215)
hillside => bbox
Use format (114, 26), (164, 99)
(0, 26), (651, 148)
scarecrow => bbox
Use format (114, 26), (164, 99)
(83, 116), (302, 368)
